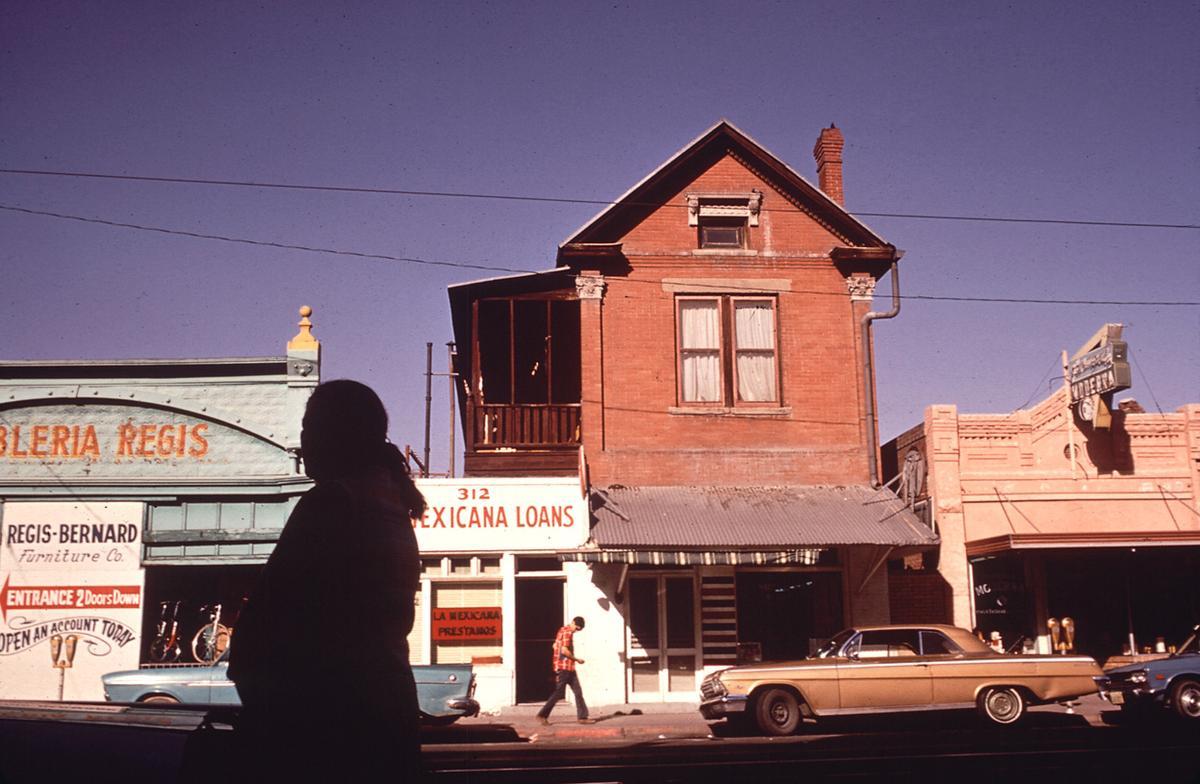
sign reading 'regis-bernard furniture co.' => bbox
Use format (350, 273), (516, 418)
(0, 502), (145, 701)
(412, 477), (589, 552)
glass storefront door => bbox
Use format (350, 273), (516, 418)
(626, 573), (697, 700)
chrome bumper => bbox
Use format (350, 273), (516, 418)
(446, 697), (480, 717)
(699, 694), (748, 720)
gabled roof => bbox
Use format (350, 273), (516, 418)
(560, 119), (891, 251)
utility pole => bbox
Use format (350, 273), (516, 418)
(423, 342), (433, 477)
(447, 342), (456, 478)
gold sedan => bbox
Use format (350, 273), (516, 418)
(699, 625), (1103, 734)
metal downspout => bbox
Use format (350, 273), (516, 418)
(861, 259), (901, 487)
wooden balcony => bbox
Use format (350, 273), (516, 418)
(471, 403), (581, 449)
(464, 403), (582, 477)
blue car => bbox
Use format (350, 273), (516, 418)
(101, 654), (480, 724)
(1098, 623), (1200, 722)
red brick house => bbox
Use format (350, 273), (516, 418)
(447, 121), (935, 703)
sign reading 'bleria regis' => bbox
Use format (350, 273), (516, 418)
(412, 477), (589, 552)
(0, 422), (210, 460)
(0, 404), (294, 479)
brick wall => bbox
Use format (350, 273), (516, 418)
(582, 151), (875, 487)
(888, 569), (953, 624)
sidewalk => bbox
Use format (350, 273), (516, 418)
(454, 702), (713, 742)
(448, 694), (1114, 743)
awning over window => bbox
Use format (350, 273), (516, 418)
(559, 549), (823, 566)
(569, 484), (937, 560)
(966, 530), (1200, 557)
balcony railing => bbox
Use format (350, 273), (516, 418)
(471, 403), (581, 449)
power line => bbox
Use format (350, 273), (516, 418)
(3, 202), (1198, 307)
(0, 203), (526, 274)
(3, 167), (1198, 230)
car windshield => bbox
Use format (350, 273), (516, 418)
(1176, 625), (1199, 655)
(813, 629), (856, 658)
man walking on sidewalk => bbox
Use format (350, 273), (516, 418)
(537, 616), (595, 725)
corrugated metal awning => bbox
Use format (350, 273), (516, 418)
(583, 485), (938, 550)
(560, 549), (823, 565)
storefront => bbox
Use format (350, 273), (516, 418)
(563, 484), (939, 703)
(969, 545), (1200, 659)
(0, 311), (319, 700)
(898, 381), (1200, 660)
(407, 476), (591, 711)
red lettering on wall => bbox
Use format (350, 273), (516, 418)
(430, 606), (503, 641)
(30, 425), (48, 457)
(79, 425), (100, 458)
(138, 424), (157, 456)
(117, 423), (137, 456)
(51, 425), (71, 456)
(188, 424), (209, 457)
(12, 426), (27, 457)
(157, 425), (175, 457)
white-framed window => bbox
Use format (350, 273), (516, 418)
(687, 191), (762, 250)
(676, 295), (779, 406)
(418, 556), (504, 665)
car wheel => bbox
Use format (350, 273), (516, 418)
(140, 695), (180, 705)
(420, 714), (460, 727)
(977, 686), (1025, 726)
(754, 688), (801, 736)
(1170, 678), (1200, 720)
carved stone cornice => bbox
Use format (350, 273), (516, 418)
(846, 275), (876, 301)
(575, 274), (606, 300)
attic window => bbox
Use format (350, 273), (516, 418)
(687, 192), (762, 250)
(699, 217), (745, 248)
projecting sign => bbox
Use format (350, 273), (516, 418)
(0, 502), (144, 701)
(1068, 341), (1131, 402)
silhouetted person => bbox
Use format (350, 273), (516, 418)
(228, 379), (426, 781)
(536, 616), (594, 725)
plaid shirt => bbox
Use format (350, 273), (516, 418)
(551, 624), (577, 672)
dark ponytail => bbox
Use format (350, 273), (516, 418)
(379, 442), (427, 520)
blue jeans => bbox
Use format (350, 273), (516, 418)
(537, 670), (588, 719)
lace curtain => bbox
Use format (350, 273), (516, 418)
(734, 301), (776, 402)
(679, 300), (721, 402)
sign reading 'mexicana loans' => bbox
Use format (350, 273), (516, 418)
(1, 502), (144, 700)
(412, 477), (589, 552)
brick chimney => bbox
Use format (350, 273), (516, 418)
(813, 124), (845, 205)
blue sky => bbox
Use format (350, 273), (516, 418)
(2, 1), (1197, 474)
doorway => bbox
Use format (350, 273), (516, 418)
(514, 577), (563, 703)
(626, 573), (697, 699)
(735, 571), (843, 661)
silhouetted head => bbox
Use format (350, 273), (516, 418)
(301, 379), (427, 518)
(300, 379), (391, 482)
